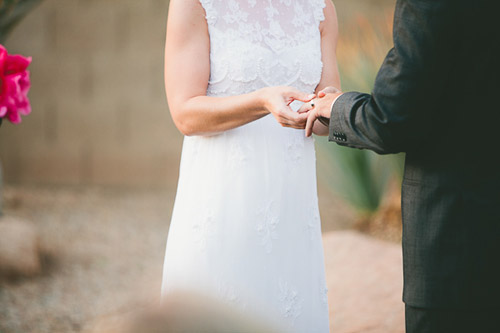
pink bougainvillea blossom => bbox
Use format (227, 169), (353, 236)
(0, 44), (32, 124)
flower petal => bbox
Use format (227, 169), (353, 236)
(0, 44), (32, 124)
(0, 105), (7, 117)
(7, 108), (21, 124)
(5, 55), (32, 75)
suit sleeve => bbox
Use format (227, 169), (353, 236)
(329, 0), (461, 154)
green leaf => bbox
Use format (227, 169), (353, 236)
(318, 141), (390, 214)
(316, 11), (404, 216)
(0, 0), (44, 43)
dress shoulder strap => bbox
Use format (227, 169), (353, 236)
(198, 0), (218, 27)
(312, 0), (327, 24)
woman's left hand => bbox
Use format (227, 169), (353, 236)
(297, 101), (314, 115)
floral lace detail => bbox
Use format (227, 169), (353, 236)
(164, 1), (330, 330)
(198, 0), (325, 98)
(192, 208), (216, 250)
(312, 0), (327, 23)
(216, 279), (247, 309)
(321, 284), (329, 306)
(318, 276), (329, 306)
(307, 202), (321, 241)
(279, 279), (303, 325)
(256, 201), (280, 253)
(184, 136), (201, 162)
(227, 136), (252, 170)
(199, 0), (217, 26)
(285, 130), (306, 169)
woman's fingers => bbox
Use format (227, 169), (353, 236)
(277, 108), (308, 128)
(290, 89), (316, 103)
(297, 103), (312, 114)
(268, 87), (318, 128)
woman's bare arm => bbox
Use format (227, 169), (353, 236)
(300, 0), (341, 136)
(165, 0), (315, 136)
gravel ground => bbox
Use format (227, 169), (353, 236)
(0, 185), (403, 332)
(0, 186), (172, 333)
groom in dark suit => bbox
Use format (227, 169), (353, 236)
(303, 0), (500, 332)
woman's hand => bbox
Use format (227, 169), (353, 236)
(293, 0), (342, 137)
(166, 0), (319, 136)
(297, 100), (315, 115)
(259, 86), (316, 129)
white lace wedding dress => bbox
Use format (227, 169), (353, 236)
(162, 0), (329, 331)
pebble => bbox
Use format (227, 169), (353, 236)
(0, 216), (41, 278)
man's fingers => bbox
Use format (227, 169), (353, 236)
(305, 110), (318, 137)
(318, 86), (340, 98)
(321, 86), (340, 94)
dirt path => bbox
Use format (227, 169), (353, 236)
(324, 231), (404, 332)
(0, 186), (403, 332)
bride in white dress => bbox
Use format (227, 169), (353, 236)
(162, 0), (341, 331)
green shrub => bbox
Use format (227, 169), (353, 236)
(0, 0), (44, 43)
(318, 10), (404, 215)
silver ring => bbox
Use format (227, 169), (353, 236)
(310, 100), (315, 108)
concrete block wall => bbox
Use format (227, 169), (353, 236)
(0, 0), (183, 187)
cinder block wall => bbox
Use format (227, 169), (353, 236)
(0, 0), (183, 187)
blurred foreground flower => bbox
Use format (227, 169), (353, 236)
(0, 43), (31, 125)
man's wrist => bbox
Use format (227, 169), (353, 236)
(330, 93), (343, 113)
(319, 93), (343, 127)
(318, 116), (330, 127)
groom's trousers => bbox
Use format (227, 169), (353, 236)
(405, 305), (498, 333)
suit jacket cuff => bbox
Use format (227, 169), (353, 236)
(328, 93), (351, 144)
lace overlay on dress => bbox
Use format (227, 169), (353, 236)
(162, 1), (330, 332)
(199, 0), (326, 97)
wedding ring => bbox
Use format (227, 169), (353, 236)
(310, 100), (315, 108)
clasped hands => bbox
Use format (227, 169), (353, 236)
(261, 86), (342, 137)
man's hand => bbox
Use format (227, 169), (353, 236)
(304, 86), (343, 137)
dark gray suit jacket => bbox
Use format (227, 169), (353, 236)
(330, 0), (500, 308)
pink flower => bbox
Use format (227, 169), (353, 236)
(0, 44), (32, 124)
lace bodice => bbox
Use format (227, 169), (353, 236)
(199, 0), (326, 97)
